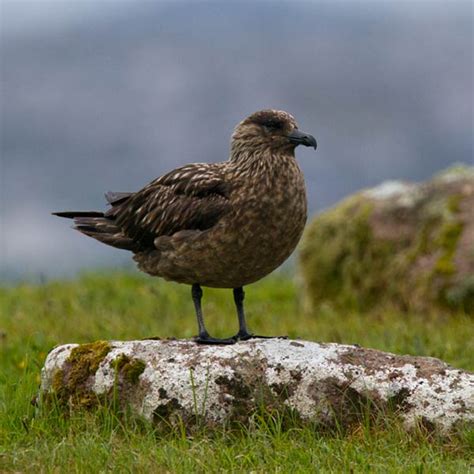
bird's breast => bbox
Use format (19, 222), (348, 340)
(223, 162), (308, 274)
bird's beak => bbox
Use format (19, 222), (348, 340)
(288, 129), (317, 149)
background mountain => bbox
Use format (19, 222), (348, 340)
(1, 0), (472, 279)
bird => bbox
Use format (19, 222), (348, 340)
(54, 109), (317, 344)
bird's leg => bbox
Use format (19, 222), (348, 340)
(233, 287), (288, 341)
(233, 287), (253, 340)
(192, 283), (207, 337)
(192, 284), (236, 345)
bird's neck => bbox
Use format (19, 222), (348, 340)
(229, 146), (296, 176)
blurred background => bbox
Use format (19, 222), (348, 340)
(1, 0), (472, 280)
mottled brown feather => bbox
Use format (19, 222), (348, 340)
(108, 163), (232, 249)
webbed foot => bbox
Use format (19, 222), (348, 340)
(194, 332), (237, 345)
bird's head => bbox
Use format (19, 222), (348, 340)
(230, 109), (317, 160)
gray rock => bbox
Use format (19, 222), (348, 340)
(40, 339), (474, 432)
(300, 165), (474, 313)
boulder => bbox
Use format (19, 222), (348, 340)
(40, 339), (474, 433)
(299, 165), (474, 313)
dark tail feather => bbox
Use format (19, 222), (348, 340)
(53, 211), (138, 251)
(53, 211), (104, 219)
(77, 226), (138, 251)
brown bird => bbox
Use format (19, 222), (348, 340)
(54, 109), (317, 344)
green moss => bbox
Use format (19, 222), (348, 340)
(51, 341), (111, 408)
(447, 194), (462, 214)
(407, 217), (439, 263)
(300, 197), (399, 311)
(434, 221), (464, 275)
(112, 354), (146, 384)
(434, 255), (456, 275)
(47, 345), (146, 412)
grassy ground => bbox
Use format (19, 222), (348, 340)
(0, 271), (473, 472)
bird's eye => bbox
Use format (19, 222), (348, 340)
(263, 120), (283, 131)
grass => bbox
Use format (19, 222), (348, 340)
(0, 270), (473, 472)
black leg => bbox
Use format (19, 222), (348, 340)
(233, 287), (253, 341)
(192, 283), (206, 336)
(192, 284), (236, 345)
(233, 286), (288, 341)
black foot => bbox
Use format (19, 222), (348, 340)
(194, 333), (237, 345)
(234, 331), (288, 341)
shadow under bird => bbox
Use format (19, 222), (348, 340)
(54, 109), (317, 344)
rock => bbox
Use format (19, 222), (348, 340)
(39, 339), (474, 433)
(299, 165), (474, 313)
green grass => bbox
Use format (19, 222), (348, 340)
(1, 271), (473, 472)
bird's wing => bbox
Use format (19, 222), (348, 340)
(110, 163), (232, 249)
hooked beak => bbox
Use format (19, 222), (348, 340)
(288, 129), (317, 150)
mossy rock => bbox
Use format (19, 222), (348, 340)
(45, 341), (147, 410)
(51, 340), (112, 408)
(40, 339), (474, 432)
(299, 165), (474, 313)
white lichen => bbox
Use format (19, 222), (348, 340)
(40, 339), (474, 432)
(435, 164), (474, 183)
(364, 181), (412, 200)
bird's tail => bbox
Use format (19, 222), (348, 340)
(53, 210), (138, 251)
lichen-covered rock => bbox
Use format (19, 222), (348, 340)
(300, 165), (474, 313)
(40, 339), (474, 433)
